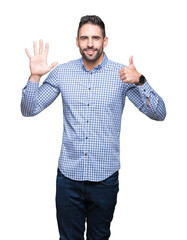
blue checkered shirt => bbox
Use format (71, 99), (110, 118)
(21, 53), (166, 181)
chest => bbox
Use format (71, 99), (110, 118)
(59, 69), (124, 109)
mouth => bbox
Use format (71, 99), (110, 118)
(84, 49), (96, 56)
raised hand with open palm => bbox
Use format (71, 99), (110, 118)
(25, 39), (58, 82)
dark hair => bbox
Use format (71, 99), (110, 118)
(77, 15), (106, 38)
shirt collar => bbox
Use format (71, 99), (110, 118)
(80, 52), (108, 72)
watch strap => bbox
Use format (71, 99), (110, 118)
(135, 75), (146, 86)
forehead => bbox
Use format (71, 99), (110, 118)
(79, 23), (102, 37)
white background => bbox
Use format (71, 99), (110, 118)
(0, 0), (187, 239)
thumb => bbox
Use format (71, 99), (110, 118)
(129, 56), (134, 67)
(50, 61), (58, 70)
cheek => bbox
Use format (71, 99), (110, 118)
(95, 42), (104, 49)
(78, 42), (87, 50)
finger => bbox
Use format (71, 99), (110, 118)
(25, 48), (31, 58)
(119, 72), (126, 78)
(119, 67), (128, 76)
(39, 39), (43, 55)
(44, 42), (49, 56)
(119, 68), (124, 73)
(119, 67), (126, 74)
(119, 71), (127, 80)
(119, 70), (124, 77)
(129, 55), (134, 66)
(33, 41), (38, 56)
(50, 61), (58, 70)
(120, 75), (127, 81)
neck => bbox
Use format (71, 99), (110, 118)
(83, 53), (104, 71)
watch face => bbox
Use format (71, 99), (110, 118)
(139, 75), (146, 84)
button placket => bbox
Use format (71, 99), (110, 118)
(83, 71), (93, 163)
(83, 70), (96, 179)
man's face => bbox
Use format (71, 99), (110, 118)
(76, 24), (108, 63)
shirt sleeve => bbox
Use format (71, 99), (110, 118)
(124, 81), (166, 121)
(21, 66), (60, 117)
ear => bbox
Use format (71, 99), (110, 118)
(76, 37), (79, 48)
(103, 37), (108, 48)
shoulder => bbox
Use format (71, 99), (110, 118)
(45, 59), (81, 83)
(58, 59), (81, 71)
(105, 58), (126, 71)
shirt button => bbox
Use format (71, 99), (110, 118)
(85, 153), (87, 156)
(89, 88), (91, 90)
(87, 120), (89, 123)
(86, 137), (88, 139)
(87, 104), (89, 106)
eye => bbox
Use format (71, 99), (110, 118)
(80, 36), (87, 41)
(93, 36), (100, 40)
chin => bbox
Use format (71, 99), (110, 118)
(85, 53), (102, 62)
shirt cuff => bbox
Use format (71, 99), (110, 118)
(25, 79), (39, 92)
(137, 81), (153, 98)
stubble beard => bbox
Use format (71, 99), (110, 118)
(80, 47), (103, 62)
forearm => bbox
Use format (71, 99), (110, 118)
(21, 80), (41, 117)
(137, 82), (166, 121)
(141, 93), (166, 121)
(21, 75), (41, 117)
(21, 66), (60, 117)
(126, 81), (166, 121)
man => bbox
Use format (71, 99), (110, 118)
(21, 15), (166, 240)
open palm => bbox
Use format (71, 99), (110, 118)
(25, 39), (58, 77)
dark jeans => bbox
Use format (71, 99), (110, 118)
(56, 168), (119, 240)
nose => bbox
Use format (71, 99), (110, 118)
(87, 37), (93, 47)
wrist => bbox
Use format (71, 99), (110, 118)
(29, 74), (41, 82)
(135, 74), (146, 86)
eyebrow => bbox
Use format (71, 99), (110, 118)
(79, 35), (101, 39)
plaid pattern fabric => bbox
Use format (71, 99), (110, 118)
(21, 53), (166, 181)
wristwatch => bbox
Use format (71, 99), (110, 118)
(136, 75), (146, 86)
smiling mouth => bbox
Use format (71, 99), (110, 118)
(84, 49), (97, 55)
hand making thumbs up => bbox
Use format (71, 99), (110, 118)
(119, 56), (142, 85)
